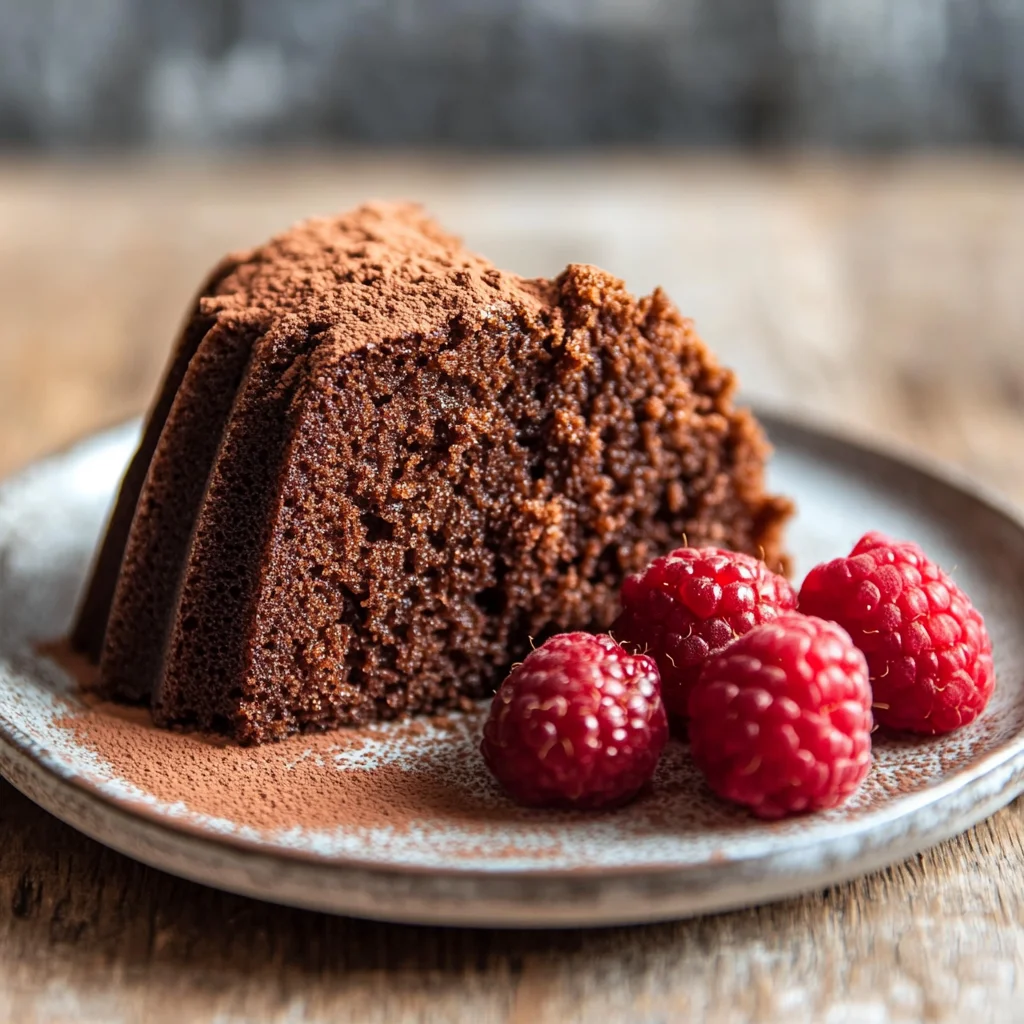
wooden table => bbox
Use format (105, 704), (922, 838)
(1, 156), (1023, 1023)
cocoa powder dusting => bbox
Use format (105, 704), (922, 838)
(63, 705), (489, 835)
(203, 200), (554, 354)
(47, 641), (561, 840)
(39, 639), (1005, 868)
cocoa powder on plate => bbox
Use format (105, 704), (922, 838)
(46, 641), (502, 835)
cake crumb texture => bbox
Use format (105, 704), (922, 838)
(72, 202), (791, 744)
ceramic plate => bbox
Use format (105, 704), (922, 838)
(1, 413), (1023, 928)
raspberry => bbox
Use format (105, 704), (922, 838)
(688, 613), (873, 819)
(798, 532), (994, 734)
(480, 632), (668, 809)
(613, 547), (796, 719)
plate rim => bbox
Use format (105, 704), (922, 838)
(2, 718), (1022, 927)
(1, 409), (1023, 925)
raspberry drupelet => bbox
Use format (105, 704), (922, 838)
(613, 547), (796, 719)
(799, 532), (994, 734)
(688, 613), (873, 819)
(480, 632), (668, 809)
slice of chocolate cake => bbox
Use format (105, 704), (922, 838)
(72, 202), (791, 744)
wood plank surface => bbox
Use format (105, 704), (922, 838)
(1, 155), (1023, 1023)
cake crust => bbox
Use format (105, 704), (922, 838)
(73, 202), (791, 743)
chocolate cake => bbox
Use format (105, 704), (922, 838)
(71, 202), (791, 744)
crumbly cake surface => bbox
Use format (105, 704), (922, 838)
(72, 202), (791, 744)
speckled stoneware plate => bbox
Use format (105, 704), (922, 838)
(1, 413), (1023, 928)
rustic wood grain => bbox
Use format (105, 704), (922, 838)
(1, 155), (1023, 1023)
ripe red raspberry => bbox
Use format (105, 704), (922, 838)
(688, 613), (873, 819)
(480, 632), (668, 809)
(798, 532), (994, 734)
(613, 547), (796, 719)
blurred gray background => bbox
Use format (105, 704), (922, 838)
(2, 0), (1024, 150)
